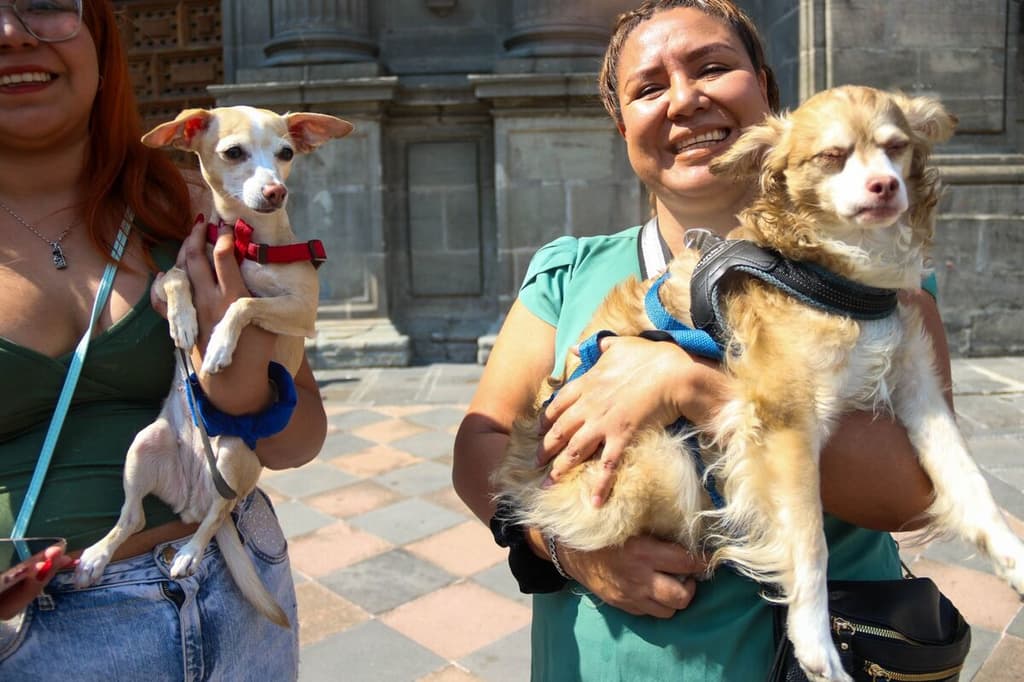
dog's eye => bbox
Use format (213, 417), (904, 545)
(814, 148), (849, 167)
(221, 146), (248, 161)
(277, 147), (294, 162)
(884, 140), (909, 156)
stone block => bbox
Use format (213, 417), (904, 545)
(504, 184), (568, 248)
(829, 1), (1006, 50)
(507, 127), (621, 182)
(408, 140), (477, 186)
(920, 49), (1005, 133)
(408, 190), (444, 251)
(319, 251), (364, 302)
(410, 251), (483, 296)
(970, 310), (1024, 356)
(941, 184), (1024, 215)
(569, 182), (644, 237)
(443, 186), (484, 247)
(829, 47), (919, 92)
(894, 2), (1006, 49)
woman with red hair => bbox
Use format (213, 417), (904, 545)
(0, 2), (325, 677)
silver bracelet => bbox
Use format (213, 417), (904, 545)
(546, 534), (571, 580)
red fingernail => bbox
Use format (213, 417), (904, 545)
(36, 558), (54, 581)
(194, 213), (205, 224)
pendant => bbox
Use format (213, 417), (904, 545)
(51, 242), (67, 270)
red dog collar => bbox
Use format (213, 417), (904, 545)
(206, 218), (327, 269)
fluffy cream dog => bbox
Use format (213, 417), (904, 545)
(495, 86), (1024, 682)
(74, 106), (352, 627)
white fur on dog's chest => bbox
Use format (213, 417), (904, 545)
(833, 313), (905, 412)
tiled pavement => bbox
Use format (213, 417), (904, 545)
(259, 358), (1024, 681)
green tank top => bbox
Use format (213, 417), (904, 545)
(0, 242), (181, 551)
(518, 226), (905, 681)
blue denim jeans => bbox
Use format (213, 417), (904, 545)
(0, 489), (299, 681)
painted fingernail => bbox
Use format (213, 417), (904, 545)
(194, 213), (205, 224)
(541, 476), (554, 489)
(36, 558), (54, 581)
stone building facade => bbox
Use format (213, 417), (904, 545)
(203, 0), (1022, 364)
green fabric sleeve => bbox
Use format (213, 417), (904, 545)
(921, 271), (938, 299)
(518, 236), (579, 327)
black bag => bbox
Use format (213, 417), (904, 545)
(768, 577), (971, 682)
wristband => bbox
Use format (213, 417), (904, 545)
(490, 500), (567, 594)
(187, 361), (298, 449)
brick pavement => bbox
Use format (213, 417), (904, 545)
(258, 358), (1024, 681)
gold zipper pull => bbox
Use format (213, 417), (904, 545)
(832, 617), (855, 637)
(866, 662), (890, 681)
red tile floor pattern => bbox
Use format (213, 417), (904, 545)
(259, 359), (1024, 681)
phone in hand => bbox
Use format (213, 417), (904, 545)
(0, 538), (66, 594)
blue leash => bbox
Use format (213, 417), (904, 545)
(11, 213), (133, 559)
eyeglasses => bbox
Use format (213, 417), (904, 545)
(0, 0), (82, 43)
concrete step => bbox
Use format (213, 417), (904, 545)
(306, 318), (412, 369)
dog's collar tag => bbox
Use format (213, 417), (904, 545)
(207, 219), (328, 268)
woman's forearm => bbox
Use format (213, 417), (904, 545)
(255, 355), (327, 470)
(453, 414), (509, 524)
(819, 410), (935, 531)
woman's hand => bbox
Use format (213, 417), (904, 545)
(0, 545), (75, 620)
(539, 335), (727, 506)
(153, 215), (327, 469)
(179, 216), (278, 416)
(545, 532), (707, 618)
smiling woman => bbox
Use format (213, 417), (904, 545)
(453, 0), (948, 679)
(0, 0), (325, 678)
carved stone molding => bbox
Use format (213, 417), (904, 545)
(263, 0), (377, 66)
(425, 0), (458, 18)
(504, 0), (623, 57)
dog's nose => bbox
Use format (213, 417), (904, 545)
(867, 175), (899, 200)
(262, 183), (288, 208)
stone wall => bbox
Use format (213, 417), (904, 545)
(215, 0), (1023, 362)
(753, 0), (1024, 356)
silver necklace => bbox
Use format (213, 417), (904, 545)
(0, 198), (77, 269)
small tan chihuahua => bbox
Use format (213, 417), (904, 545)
(74, 106), (353, 627)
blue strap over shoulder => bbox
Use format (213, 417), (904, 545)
(644, 271), (724, 362)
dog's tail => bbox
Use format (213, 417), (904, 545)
(216, 522), (290, 628)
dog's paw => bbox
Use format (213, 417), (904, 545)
(168, 306), (199, 350)
(789, 611), (853, 682)
(201, 327), (237, 374)
(169, 542), (204, 578)
(74, 543), (114, 587)
(989, 535), (1024, 595)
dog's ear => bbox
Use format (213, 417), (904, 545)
(891, 94), (958, 145)
(709, 115), (786, 180)
(141, 109), (213, 150)
(285, 113), (355, 154)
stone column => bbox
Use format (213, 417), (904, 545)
(263, 0), (377, 66)
(503, 0), (623, 57)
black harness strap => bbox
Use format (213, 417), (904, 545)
(685, 229), (899, 345)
